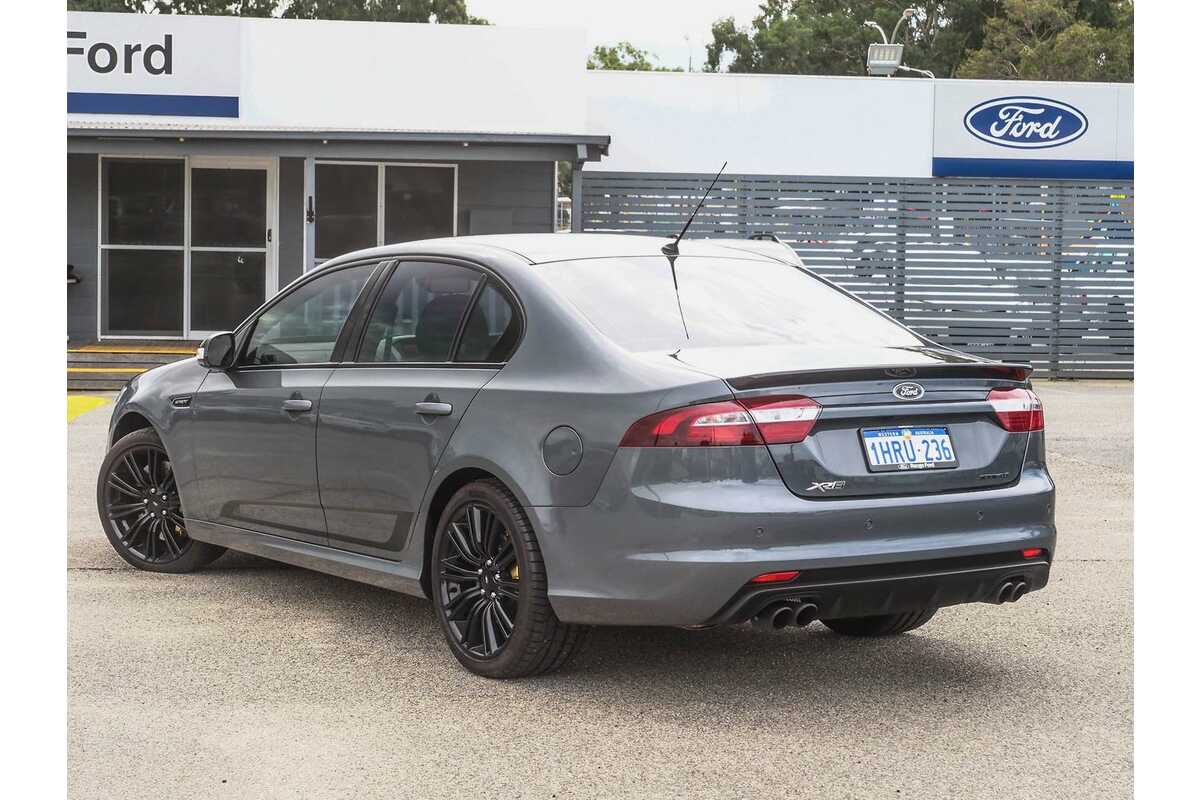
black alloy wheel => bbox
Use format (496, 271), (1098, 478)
(431, 479), (588, 678)
(437, 501), (521, 658)
(103, 443), (189, 564)
(96, 427), (225, 573)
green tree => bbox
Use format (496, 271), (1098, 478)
(281, 1), (487, 23)
(67, 1), (490, 23)
(706, 1), (1001, 78)
(68, 0), (276, 12)
(958, 0), (1132, 80)
(704, 0), (1130, 80)
(587, 41), (682, 71)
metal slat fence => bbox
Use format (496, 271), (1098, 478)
(580, 172), (1134, 379)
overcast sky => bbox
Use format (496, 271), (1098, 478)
(469, 0), (765, 71)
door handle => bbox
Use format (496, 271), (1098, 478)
(282, 399), (313, 413)
(415, 401), (453, 416)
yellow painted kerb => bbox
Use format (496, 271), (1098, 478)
(68, 395), (110, 422)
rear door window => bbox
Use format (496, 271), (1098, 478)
(455, 282), (520, 363)
(357, 261), (482, 363)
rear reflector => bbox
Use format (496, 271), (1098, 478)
(987, 387), (1045, 432)
(619, 395), (821, 447)
(749, 570), (800, 584)
(1021, 547), (1046, 559)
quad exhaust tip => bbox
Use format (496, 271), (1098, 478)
(752, 601), (820, 631)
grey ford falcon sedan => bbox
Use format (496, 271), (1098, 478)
(97, 233), (1055, 678)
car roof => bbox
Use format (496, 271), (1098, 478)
(320, 233), (799, 269)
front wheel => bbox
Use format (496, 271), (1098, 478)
(96, 427), (225, 573)
(821, 608), (937, 637)
(431, 479), (587, 678)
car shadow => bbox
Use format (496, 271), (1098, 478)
(200, 553), (1015, 715)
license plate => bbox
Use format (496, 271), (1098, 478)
(861, 426), (958, 472)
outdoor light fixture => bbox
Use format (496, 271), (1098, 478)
(863, 9), (931, 78)
(867, 42), (905, 76)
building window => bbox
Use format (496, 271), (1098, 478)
(100, 158), (186, 336)
(313, 162), (456, 267)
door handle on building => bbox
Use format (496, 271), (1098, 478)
(282, 399), (313, 413)
(415, 401), (453, 416)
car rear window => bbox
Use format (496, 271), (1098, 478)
(538, 256), (922, 352)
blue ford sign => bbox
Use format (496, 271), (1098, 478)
(964, 96), (1088, 149)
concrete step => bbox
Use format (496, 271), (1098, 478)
(67, 341), (198, 391)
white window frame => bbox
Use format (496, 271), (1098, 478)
(310, 161), (458, 271)
(97, 154), (280, 341)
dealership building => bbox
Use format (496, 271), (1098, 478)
(67, 11), (1133, 379)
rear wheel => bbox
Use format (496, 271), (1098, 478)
(821, 608), (937, 637)
(96, 427), (225, 573)
(432, 479), (587, 678)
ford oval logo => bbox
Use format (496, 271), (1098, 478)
(964, 96), (1088, 149)
(893, 382), (925, 401)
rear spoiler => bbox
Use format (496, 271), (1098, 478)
(728, 361), (1033, 391)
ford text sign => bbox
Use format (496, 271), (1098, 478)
(964, 96), (1088, 150)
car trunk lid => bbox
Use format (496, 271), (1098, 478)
(668, 345), (1033, 499)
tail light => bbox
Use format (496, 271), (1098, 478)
(619, 395), (821, 447)
(987, 387), (1044, 432)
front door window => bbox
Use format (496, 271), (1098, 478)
(241, 263), (375, 367)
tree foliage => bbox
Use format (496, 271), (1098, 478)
(587, 42), (682, 72)
(705, 0), (1131, 81)
(66, 1), (489, 23)
(958, 0), (1132, 80)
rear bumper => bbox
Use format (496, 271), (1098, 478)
(530, 447), (1055, 626)
(705, 552), (1051, 625)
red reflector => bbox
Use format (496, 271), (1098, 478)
(619, 395), (821, 447)
(749, 570), (800, 584)
(1021, 547), (1045, 559)
(987, 387), (1045, 432)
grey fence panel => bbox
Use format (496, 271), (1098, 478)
(581, 172), (1134, 379)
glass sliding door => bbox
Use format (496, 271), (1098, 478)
(188, 163), (271, 335)
(315, 163), (378, 261)
(313, 162), (456, 269)
(384, 165), (454, 242)
(100, 158), (186, 337)
(99, 156), (276, 340)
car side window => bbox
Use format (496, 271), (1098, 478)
(358, 261), (482, 363)
(455, 281), (520, 363)
(240, 263), (375, 366)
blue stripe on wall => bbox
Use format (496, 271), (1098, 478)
(933, 157), (1133, 180)
(67, 92), (239, 118)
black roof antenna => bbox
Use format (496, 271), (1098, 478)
(661, 161), (727, 256)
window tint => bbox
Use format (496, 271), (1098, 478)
(456, 282), (519, 363)
(539, 256), (923, 352)
(358, 262), (482, 363)
(241, 263), (375, 366)
(315, 163), (378, 260)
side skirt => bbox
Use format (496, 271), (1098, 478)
(187, 518), (427, 599)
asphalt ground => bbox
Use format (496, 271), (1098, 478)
(67, 381), (1133, 799)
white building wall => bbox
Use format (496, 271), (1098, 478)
(584, 70), (1133, 179)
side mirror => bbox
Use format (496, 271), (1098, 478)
(197, 331), (237, 370)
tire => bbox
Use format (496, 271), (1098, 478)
(96, 427), (225, 574)
(431, 479), (588, 679)
(821, 608), (937, 637)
